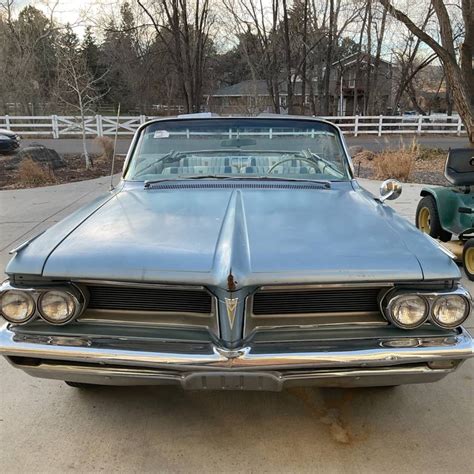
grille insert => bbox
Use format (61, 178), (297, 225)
(87, 285), (213, 314)
(252, 287), (382, 315)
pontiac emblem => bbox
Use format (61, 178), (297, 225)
(225, 297), (238, 328)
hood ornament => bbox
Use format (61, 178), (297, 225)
(225, 297), (238, 329)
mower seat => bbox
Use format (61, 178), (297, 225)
(445, 148), (474, 186)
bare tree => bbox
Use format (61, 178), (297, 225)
(137, 0), (214, 113)
(380, 0), (474, 143)
(223, 0), (283, 113)
(55, 53), (108, 168)
(0, 0), (80, 114)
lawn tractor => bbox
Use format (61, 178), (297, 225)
(416, 148), (474, 280)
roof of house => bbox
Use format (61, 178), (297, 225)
(332, 52), (392, 68)
(212, 80), (269, 97)
(212, 79), (318, 97)
(211, 53), (393, 98)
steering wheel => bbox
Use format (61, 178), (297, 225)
(267, 157), (319, 174)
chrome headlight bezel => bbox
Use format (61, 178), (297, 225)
(0, 289), (37, 324)
(37, 289), (82, 325)
(383, 286), (472, 330)
(0, 280), (87, 326)
(431, 294), (471, 329)
(385, 293), (430, 329)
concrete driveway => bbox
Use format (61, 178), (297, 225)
(0, 177), (472, 473)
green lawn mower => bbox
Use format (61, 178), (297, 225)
(415, 148), (474, 280)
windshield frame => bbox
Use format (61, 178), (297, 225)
(122, 116), (354, 182)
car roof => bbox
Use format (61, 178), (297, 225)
(140, 113), (340, 132)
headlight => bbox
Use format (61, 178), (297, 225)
(38, 290), (78, 324)
(431, 295), (469, 328)
(0, 290), (35, 324)
(387, 294), (429, 329)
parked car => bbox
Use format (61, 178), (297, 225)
(0, 129), (20, 154)
(401, 110), (420, 123)
(0, 115), (472, 391)
(416, 148), (474, 280)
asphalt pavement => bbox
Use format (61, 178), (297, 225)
(0, 177), (473, 473)
(20, 135), (471, 156)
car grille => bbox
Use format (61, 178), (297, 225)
(252, 287), (382, 315)
(245, 286), (388, 337)
(86, 285), (213, 314)
(78, 284), (218, 333)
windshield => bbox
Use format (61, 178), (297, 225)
(125, 118), (351, 182)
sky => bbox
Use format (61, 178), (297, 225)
(15, 0), (103, 35)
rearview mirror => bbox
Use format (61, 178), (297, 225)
(379, 179), (402, 202)
(221, 138), (256, 147)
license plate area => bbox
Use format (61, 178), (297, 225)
(181, 372), (282, 391)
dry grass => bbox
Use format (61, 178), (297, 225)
(95, 136), (115, 163)
(17, 158), (55, 186)
(373, 140), (418, 182)
(374, 150), (414, 182)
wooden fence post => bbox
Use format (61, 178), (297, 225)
(5, 115), (11, 130)
(354, 115), (359, 137)
(457, 116), (462, 136)
(96, 115), (103, 136)
(378, 115), (383, 137)
(51, 115), (59, 139)
(417, 115), (423, 135)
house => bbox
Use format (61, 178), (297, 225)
(208, 53), (394, 116)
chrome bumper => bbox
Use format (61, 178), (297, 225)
(1, 324), (473, 390)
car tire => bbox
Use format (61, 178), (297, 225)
(64, 381), (98, 389)
(462, 239), (474, 281)
(416, 196), (452, 242)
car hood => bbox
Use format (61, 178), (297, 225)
(8, 181), (459, 288)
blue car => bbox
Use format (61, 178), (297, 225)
(0, 115), (472, 391)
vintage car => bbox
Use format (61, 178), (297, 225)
(0, 115), (473, 391)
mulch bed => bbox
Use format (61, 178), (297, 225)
(0, 153), (126, 190)
(0, 147), (449, 189)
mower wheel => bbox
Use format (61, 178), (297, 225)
(416, 195), (452, 242)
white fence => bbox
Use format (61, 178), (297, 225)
(0, 114), (466, 138)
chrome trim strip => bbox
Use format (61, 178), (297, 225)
(1, 323), (472, 371)
(257, 283), (394, 291)
(74, 279), (209, 292)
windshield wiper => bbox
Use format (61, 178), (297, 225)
(300, 149), (345, 178)
(144, 175), (234, 188)
(144, 174), (331, 189)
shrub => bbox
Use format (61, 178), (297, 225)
(374, 149), (415, 182)
(95, 136), (115, 163)
(17, 158), (54, 186)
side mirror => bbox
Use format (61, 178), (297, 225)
(379, 179), (402, 202)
